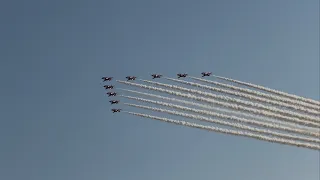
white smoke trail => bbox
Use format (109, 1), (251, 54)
(142, 79), (319, 123)
(124, 103), (320, 144)
(212, 74), (320, 106)
(118, 88), (319, 132)
(120, 95), (320, 138)
(190, 76), (320, 111)
(165, 77), (320, 116)
(123, 111), (320, 150)
(116, 80), (320, 128)
(118, 88), (266, 121)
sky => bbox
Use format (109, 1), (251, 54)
(0, 0), (319, 179)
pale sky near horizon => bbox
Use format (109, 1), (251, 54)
(0, 0), (319, 179)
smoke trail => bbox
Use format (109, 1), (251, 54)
(190, 76), (320, 111)
(116, 80), (320, 128)
(142, 79), (319, 123)
(166, 77), (320, 116)
(118, 88), (270, 123)
(118, 88), (319, 132)
(120, 95), (320, 138)
(212, 74), (320, 106)
(123, 111), (320, 150)
(124, 103), (320, 144)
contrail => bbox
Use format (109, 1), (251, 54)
(165, 77), (320, 116)
(118, 88), (319, 132)
(142, 79), (319, 123)
(123, 111), (320, 150)
(190, 76), (320, 111)
(116, 80), (320, 128)
(124, 103), (320, 144)
(212, 74), (320, 106)
(120, 95), (320, 138)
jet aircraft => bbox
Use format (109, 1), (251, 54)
(126, 76), (137, 81)
(151, 74), (162, 79)
(201, 72), (212, 77)
(102, 77), (113, 81)
(111, 109), (121, 113)
(109, 100), (119, 104)
(103, 85), (114, 89)
(106, 92), (117, 96)
(177, 73), (188, 78)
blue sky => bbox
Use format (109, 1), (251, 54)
(0, 0), (319, 179)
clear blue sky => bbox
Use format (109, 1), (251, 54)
(0, 0), (319, 179)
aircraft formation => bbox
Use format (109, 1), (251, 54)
(101, 72), (212, 113)
(100, 72), (320, 151)
(102, 76), (120, 113)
